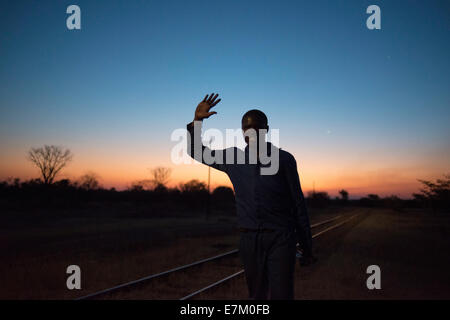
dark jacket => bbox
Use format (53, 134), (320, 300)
(186, 121), (312, 256)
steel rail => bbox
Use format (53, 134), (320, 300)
(75, 214), (348, 300)
(179, 213), (359, 300)
(75, 249), (239, 300)
(310, 215), (342, 228)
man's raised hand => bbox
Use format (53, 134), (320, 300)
(194, 93), (221, 121)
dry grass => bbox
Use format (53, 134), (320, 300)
(0, 214), (239, 299)
(175, 208), (450, 300)
(0, 207), (359, 299)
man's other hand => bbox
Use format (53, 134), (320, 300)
(299, 255), (317, 266)
(194, 93), (221, 121)
(297, 247), (317, 266)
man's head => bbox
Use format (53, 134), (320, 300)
(242, 109), (269, 144)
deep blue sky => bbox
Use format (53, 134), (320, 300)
(0, 0), (449, 197)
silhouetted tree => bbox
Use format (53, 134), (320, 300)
(129, 180), (147, 191)
(413, 174), (450, 212)
(79, 172), (100, 190)
(368, 194), (380, 201)
(180, 179), (207, 193)
(150, 167), (172, 188)
(54, 179), (72, 188)
(360, 194), (381, 207)
(179, 179), (208, 212)
(382, 195), (403, 211)
(27, 145), (73, 184)
(307, 191), (330, 208)
(154, 183), (169, 194)
(130, 179), (153, 191)
(339, 189), (349, 201)
(211, 186), (235, 213)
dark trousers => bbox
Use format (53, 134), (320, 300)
(239, 230), (297, 300)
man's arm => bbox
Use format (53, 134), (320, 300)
(186, 93), (227, 172)
(284, 154), (313, 258)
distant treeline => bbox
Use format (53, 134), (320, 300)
(307, 174), (449, 212)
(1, 174), (448, 216)
(11, 145), (447, 216)
(0, 178), (234, 217)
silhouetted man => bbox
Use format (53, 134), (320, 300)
(186, 93), (314, 300)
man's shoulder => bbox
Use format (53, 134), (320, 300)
(278, 148), (297, 164)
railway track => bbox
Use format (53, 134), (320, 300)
(180, 214), (358, 300)
(76, 213), (359, 300)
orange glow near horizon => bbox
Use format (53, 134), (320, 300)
(1, 146), (446, 199)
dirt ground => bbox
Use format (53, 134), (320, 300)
(0, 206), (345, 299)
(4, 207), (447, 300)
(294, 208), (450, 299)
(202, 208), (450, 299)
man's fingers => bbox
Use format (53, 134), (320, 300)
(207, 93), (215, 104)
(202, 93), (220, 107)
(210, 94), (220, 107)
(210, 98), (221, 107)
(209, 93), (219, 104)
(206, 111), (217, 117)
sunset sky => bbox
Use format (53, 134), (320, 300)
(0, 0), (449, 198)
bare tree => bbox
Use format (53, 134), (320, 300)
(79, 172), (101, 190)
(150, 167), (172, 188)
(27, 145), (73, 184)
